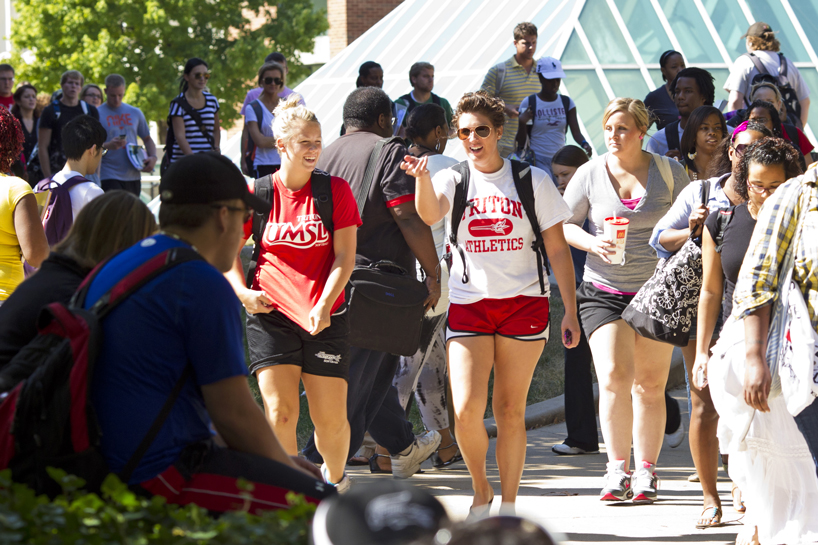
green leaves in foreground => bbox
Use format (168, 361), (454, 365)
(0, 469), (315, 544)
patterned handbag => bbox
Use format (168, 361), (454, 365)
(622, 181), (710, 346)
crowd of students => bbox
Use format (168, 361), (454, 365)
(0, 16), (817, 545)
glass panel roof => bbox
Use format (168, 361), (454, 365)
(702, 0), (752, 61)
(744, 0), (810, 62)
(606, 69), (651, 102)
(614, 0), (674, 64)
(660, 0), (723, 64)
(578, 0), (635, 64)
(791, 1), (818, 57)
(561, 31), (591, 65)
(564, 69), (611, 151)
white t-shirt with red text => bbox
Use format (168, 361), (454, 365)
(243, 173), (362, 331)
(432, 159), (571, 305)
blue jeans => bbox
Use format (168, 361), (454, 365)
(794, 398), (818, 475)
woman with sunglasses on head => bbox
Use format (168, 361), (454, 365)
(168, 57), (220, 164)
(563, 98), (690, 504)
(225, 95), (361, 494)
(244, 62), (286, 178)
(695, 138), (806, 545)
(742, 100), (809, 170)
(649, 120), (769, 528)
(407, 91), (580, 518)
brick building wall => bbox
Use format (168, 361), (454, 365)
(328, 0), (403, 57)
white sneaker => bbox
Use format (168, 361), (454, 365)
(665, 420), (685, 448)
(391, 430), (441, 479)
(552, 442), (600, 455)
(321, 463), (351, 494)
(600, 460), (632, 502)
(632, 461), (660, 503)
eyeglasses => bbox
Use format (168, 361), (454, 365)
(457, 125), (492, 140)
(263, 77), (283, 86)
(212, 204), (252, 223)
(732, 143), (748, 157)
(84, 93), (102, 101)
(747, 183), (780, 195)
(100, 147), (108, 157)
(194, 72), (211, 81)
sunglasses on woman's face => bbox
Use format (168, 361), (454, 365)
(263, 77), (283, 86)
(193, 72), (211, 80)
(732, 143), (748, 157)
(457, 125), (492, 140)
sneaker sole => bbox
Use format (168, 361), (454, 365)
(632, 493), (657, 503)
(600, 490), (633, 502)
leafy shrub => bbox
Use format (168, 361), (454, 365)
(0, 468), (315, 544)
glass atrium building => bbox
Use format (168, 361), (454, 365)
(295, 0), (818, 157)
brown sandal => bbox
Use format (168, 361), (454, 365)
(731, 484), (746, 513)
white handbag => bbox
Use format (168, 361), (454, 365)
(778, 278), (818, 416)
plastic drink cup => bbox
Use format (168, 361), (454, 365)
(604, 217), (629, 265)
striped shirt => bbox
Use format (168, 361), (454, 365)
(479, 56), (541, 155)
(168, 92), (219, 162)
(733, 166), (818, 329)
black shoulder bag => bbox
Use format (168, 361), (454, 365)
(346, 137), (428, 356)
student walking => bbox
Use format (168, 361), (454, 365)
(409, 91), (580, 517)
(225, 96), (361, 493)
(167, 58), (220, 164)
(243, 62), (286, 178)
(563, 98), (689, 503)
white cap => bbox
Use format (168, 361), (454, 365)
(536, 57), (565, 79)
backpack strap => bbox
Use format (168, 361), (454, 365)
(80, 101), (88, 115)
(778, 53), (788, 79)
(311, 169), (334, 236)
(494, 62), (507, 95)
(356, 136), (404, 216)
(53, 99), (61, 120)
(713, 206), (735, 253)
(511, 160), (549, 293)
(250, 99), (265, 125)
(561, 94), (571, 135)
(246, 175), (273, 288)
(432, 94), (441, 106)
(448, 161), (471, 285)
(665, 121), (680, 152)
(651, 153), (675, 204)
(526, 94), (537, 139)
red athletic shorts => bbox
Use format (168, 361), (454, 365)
(446, 295), (550, 342)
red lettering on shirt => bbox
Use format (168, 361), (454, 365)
(105, 113), (134, 129)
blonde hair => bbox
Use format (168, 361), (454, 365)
(750, 81), (782, 105)
(602, 98), (650, 134)
(272, 94), (318, 146)
(747, 34), (780, 53)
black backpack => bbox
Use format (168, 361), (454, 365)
(665, 121), (681, 153)
(243, 100), (266, 174)
(245, 170), (335, 288)
(0, 247), (201, 497)
(398, 92), (441, 126)
(448, 159), (550, 295)
(525, 94), (572, 135)
(743, 52), (803, 128)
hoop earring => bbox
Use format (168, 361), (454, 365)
(688, 150), (697, 160)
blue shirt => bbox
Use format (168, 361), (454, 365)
(98, 102), (151, 181)
(649, 174), (733, 259)
(87, 234), (247, 484)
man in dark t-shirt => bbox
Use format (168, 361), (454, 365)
(37, 70), (100, 179)
(303, 87), (442, 478)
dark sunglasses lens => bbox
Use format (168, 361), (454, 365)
(475, 126), (491, 138)
(457, 128), (470, 140)
(735, 144), (747, 156)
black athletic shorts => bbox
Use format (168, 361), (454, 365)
(576, 281), (635, 339)
(246, 309), (350, 380)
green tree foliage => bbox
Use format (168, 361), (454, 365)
(8, 0), (328, 126)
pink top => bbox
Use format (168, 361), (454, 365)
(592, 282), (638, 296)
(620, 197), (642, 211)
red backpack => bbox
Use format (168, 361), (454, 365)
(0, 246), (201, 497)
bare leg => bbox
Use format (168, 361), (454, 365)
(631, 334), (673, 465)
(302, 373), (350, 484)
(256, 365), (302, 455)
(492, 335), (545, 505)
(448, 335), (495, 508)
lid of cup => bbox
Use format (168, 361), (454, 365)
(604, 217), (630, 225)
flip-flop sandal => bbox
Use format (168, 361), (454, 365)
(732, 484), (746, 513)
(695, 506), (724, 529)
(369, 453), (392, 474)
(431, 442), (463, 469)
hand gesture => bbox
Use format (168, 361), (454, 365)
(518, 108), (534, 124)
(400, 155), (429, 178)
(241, 289), (275, 315)
(590, 236), (617, 264)
(308, 300), (332, 336)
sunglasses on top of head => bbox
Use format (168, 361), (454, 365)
(263, 77), (283, 86)
(457, 125), (492, 140)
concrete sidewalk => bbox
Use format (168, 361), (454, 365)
(346, 388), (746, 545)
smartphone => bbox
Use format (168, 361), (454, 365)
(695, 367), (707, 389)
(563, 330), (573, 346)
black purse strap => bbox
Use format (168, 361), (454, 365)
(356, 136), (404, 216)
(175, 95), (216, 150)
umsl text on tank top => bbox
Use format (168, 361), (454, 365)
(460, 196), (525, 253)
(263, 214), (330, 248)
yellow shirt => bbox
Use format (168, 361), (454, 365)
(0, 175), (34, 300)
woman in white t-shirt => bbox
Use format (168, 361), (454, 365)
(405, 91), (580, 518)
(244, 62), (285, 178)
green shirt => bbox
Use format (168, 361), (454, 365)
(394, 92), (453, 128)
(480, 56), (541, 154)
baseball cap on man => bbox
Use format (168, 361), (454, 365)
(159, 152), (271, 214)
(742, 21), (773, 39)
(311, 481), (450, 545)
(536, 57), (566, 79)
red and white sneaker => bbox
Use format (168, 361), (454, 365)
(632, 461), (660, 503)
(600, 460), (632, 502)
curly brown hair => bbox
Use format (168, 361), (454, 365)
(453, 91), (506, 129)
(734, 137), (802, 202)
(747, 33), (780, 53)
(0, 107), (23, 174)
